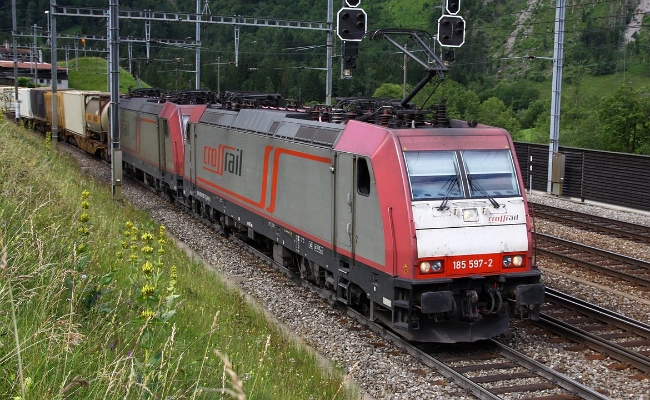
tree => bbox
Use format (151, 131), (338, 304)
(597, 85), (649, 153)
(372, 83), (405, 99)
(478, 97), (520, 136)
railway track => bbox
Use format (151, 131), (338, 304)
(230, 230), (609, 399)
(535, 288), (650, 374)
(531, 203), (650, 374)
(530, 203), (650, 243)
(354, 309), (608, 400)
(537, 288), (650, 375)
(535, 233), (650, 288)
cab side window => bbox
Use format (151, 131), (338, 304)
(357, 158), (371, 196)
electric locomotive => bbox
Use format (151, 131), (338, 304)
(158, 92), (542, 343)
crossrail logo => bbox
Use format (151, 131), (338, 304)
(487, 214), (519, 223)
(203, 144), (243, 177)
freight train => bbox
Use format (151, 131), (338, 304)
(0, 31), (544, 342)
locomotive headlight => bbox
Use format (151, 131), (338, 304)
(502, 255), (524, 268)
(419, 261), (432, 274)
(419, 260), (443, 274)
(462, 207), (479, 222)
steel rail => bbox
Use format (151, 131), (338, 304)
(531, 203), (650, 243)
(536, 233), (650, 288)
(488, 340), (610, 400)
(540, 288), (650, 374)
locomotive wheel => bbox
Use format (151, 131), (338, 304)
(359, 295), (371, 318)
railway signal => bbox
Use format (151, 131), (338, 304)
(437, 15), (465, 47)
(341, 41), (359, 78)
(337, 7), (367, 42)
(446, 0), (460, 15)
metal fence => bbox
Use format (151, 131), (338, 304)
(513, 142), (650, 212)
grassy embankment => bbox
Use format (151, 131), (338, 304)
(65, 57), (149, 92)
(0, 118), (358, 398)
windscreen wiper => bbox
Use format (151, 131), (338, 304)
(437, 176), (459, 211)
(468, 175), (500, 208)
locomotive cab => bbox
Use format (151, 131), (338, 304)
(394, 126), (543, 342)
(336, 120), (545, 343)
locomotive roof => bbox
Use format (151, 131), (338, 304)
(199, 107), (346, 148)
(120, 96), (165, 115)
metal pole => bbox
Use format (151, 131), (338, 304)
(50, 0), (58, 144)
(234, 24), (240, 67)
(45, 11), (50, 45)
(195, 0), (201, 89)
(12, 0), (20, 124)
(33, 24), (38, 84)
(325, 0), (333, 105)
(403, 44), (407, 98)
(529, 156), (533, 194)
(74, 34), (79, 70)
(107, 10), (111, 91)
(217, 56), (221, 98)
(145, 10), (151, 60)
(110, 0), (122, 199)
(547, 0), (565, 193)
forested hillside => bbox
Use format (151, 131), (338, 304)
(2, 0), (650, 152)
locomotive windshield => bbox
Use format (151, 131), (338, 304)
(404, 150), (520, 201)
(404, 151), (462, 200)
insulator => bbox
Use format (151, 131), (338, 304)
(321, 107), (330, 122)
(310, 106), (320, 121)
(331, 108), (346, 124)
(378, 107), (392, 126)
(435, 101), (450, 127)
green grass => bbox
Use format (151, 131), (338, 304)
(0, 118), (358, 399)
(529, 70), (650, 105)
(65, 57), (149, 93)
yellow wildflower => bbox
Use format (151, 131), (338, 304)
(141, 283), (155, 296)
(142, 261), (154, 274)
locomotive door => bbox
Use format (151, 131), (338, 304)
(334, 152), (354, 256)
(158, 119), (167, 178)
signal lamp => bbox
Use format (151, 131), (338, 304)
(437, 15), (465, 48)
(446, 0), (460, 15)
(337, 7), (367, 42)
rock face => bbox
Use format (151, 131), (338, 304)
(504, 0), (541, 57)
(624, 0), (650, 45)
